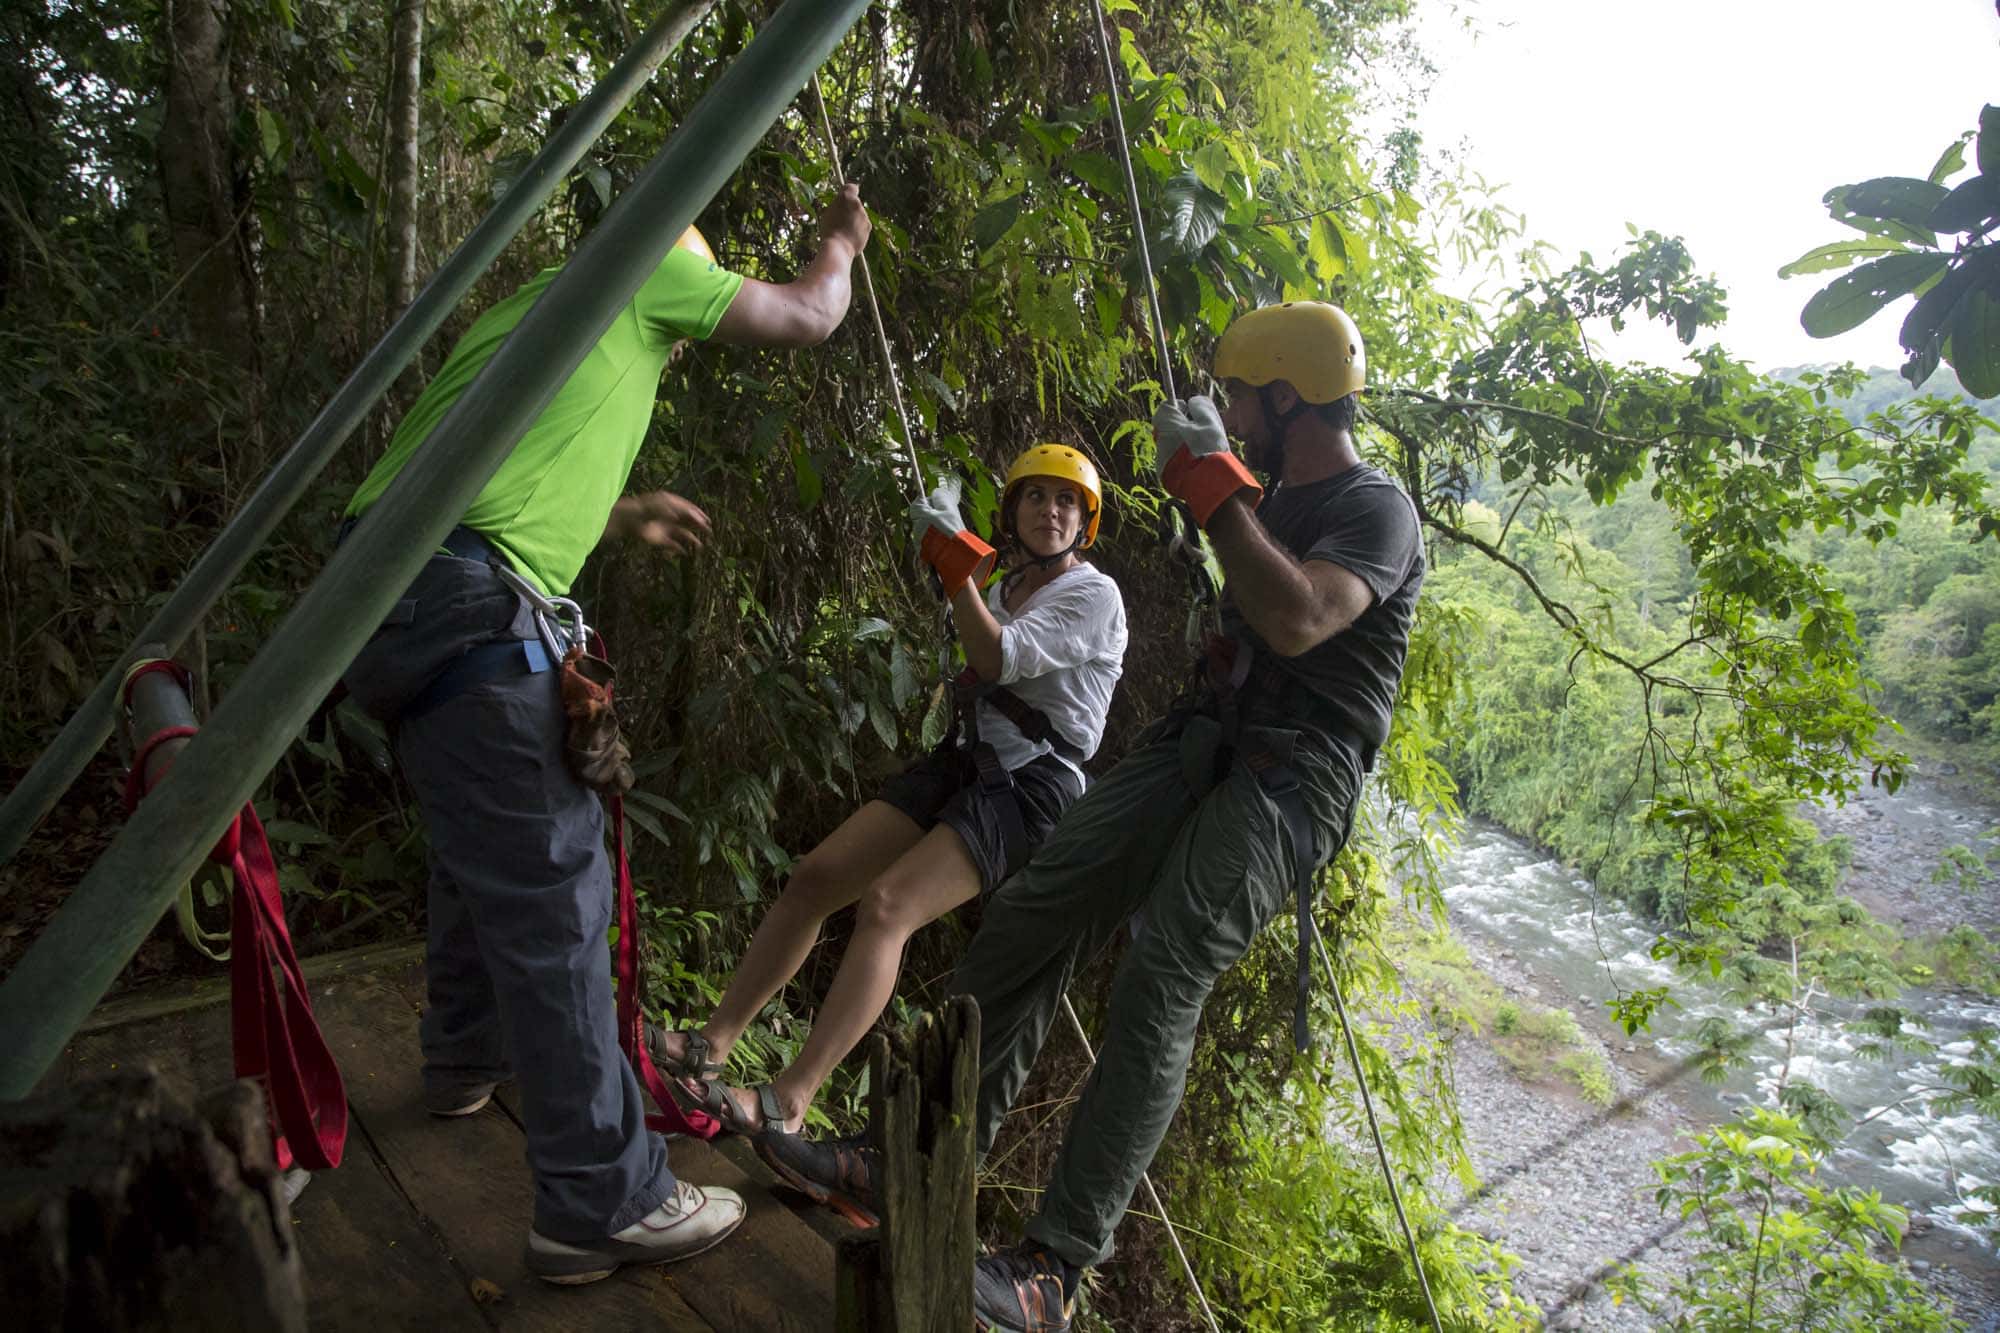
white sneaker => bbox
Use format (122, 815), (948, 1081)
(525, 1180), (746, 1285)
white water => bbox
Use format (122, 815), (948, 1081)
(1438, 798), (2000, 1241)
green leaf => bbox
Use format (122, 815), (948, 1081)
(626, 788), (691, 825)
(583, 165), (612, 210)
(1931, 173), (2000, 235)
(1980, 105), (2000, 180)
(1190, 141), (1233, 194)
(623, 802), (673, 850)
(889, 640), (918, 710)
(256, 107), (284, 166)
(1308, 215), (1347, 278)
(1161, 171), (1224, 254)
(1066, 151), (1122, 198)
(263, 819), (333, 847)
(1927, 132), (1971, 185)
(972, 193), (1024, 250)
(1776, 239), (1907, 279)
(1800, 252), (1946, 338)
(1947, 287), (2000, 398)
(1825, 177), (1947, 244)
(790, 442), (821, 508)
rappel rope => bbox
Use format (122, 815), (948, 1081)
(1060, 995), (1220, 1333)
(806, 74), (956, 678)
(1083, 0), (1217, 648)
(1083, 2), (1441, 1328)
(1318, 931), (1444, 1333)
(808, 73), (923, 503)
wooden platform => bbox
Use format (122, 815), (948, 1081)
(51, 955), (855, 1332)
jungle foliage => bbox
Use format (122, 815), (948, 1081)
(5, 0), (1997, 1327)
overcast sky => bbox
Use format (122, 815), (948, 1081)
(1408, 0), (1999, 375)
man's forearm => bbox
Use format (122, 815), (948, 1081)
(795, 237), (858, 339)
(1206, 496), (1318, 649)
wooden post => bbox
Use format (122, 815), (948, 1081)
(834, 995), (980, 1332)
(0, 1068), (306, 1330)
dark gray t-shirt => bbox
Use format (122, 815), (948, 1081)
(1219, 464), (1425, 753)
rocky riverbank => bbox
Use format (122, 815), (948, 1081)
(1433, 773), (2000, 1330)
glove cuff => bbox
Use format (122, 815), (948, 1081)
(921, 527), (997, 594)
(1162, 448), (1264, 527)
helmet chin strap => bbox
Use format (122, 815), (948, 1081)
(1256, 384), (1309, 483)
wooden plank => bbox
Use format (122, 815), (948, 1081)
(313, 970), (709, 1332)
(76, 938), (427, 1036)
(493, 1085), (839, 1333)
(56, 993), (485, 1331)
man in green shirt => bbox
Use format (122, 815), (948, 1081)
(340, 186), (871, 1284)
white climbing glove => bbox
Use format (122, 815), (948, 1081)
(908, 476), (968, 543)
(908, 476), (995, 594)
(1153, 394), (1262, 527)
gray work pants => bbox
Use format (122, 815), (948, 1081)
(344, 555), (671, 1243)
(953, 711), (1363, 1268)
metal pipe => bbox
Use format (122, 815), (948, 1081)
(0, 0), (722, 875)
(0, 0), (871, 1098)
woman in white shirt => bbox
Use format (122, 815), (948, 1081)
(649, 445), (1126, 1210)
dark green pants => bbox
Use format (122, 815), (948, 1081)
(952, 711), (1364, 1267)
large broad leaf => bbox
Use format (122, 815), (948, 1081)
(1161, 170), (1225, 254)
(1799, 251), (1947, 337)
(1825, 176), (1947, 244)
(1309, 215), (1347, 277)
(1930, 175), (2000, 235)
(1066, 151), (1122, 198)
(1898, 249), (1993, 370)
(1777, 238), (1907, 279)
(1948, 287), (2000, 398)
(1190, 141), (1234, 194)
(972, 192), (1024, 250)
(1980, 104), (2000, 180)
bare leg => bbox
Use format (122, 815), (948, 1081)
(695, 801), (924, 1062)
(742, 824), (983, 1132)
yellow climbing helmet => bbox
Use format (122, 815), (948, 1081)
(1001, 443), (1102, 550)
(1214, 301), (1365, 403)
(676, 225), (715, 265)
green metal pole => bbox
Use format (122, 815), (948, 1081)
(0, 0), (721, 877)
(0, 0), (870, 1099)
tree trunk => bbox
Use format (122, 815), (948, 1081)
(0, 1068), (307, 1331)
(158, 0), (263, 472)
(385, 0), (426, 316)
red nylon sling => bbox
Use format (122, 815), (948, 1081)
(121, 661), (347, 1170)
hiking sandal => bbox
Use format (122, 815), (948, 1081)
(643, 1019), (725, 1082)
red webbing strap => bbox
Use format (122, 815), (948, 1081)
(122, 678), (347, 1171)
(612, 797), (718, 1139)
(593, 630), (718, 1140)
(225, 805), (348, 1170)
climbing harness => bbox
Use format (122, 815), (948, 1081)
(934, 666), (1086, 875)
(1082, 2), (1439, 1326)
(119, 658), (348, 1175)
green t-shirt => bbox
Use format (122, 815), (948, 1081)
(345, 247), (744, 595)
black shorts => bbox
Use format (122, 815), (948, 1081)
(877, 749), (1084, 895)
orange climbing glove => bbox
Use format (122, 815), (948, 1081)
(1155, 394), (1262, 527)
(910, 477), (996, 594)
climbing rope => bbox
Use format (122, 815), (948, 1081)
(808, 73), (923, 502)
(1060, 995), (1221, 1333)
(1316, 929), (1445, 1333)
(1082, 0), (1218, 645)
